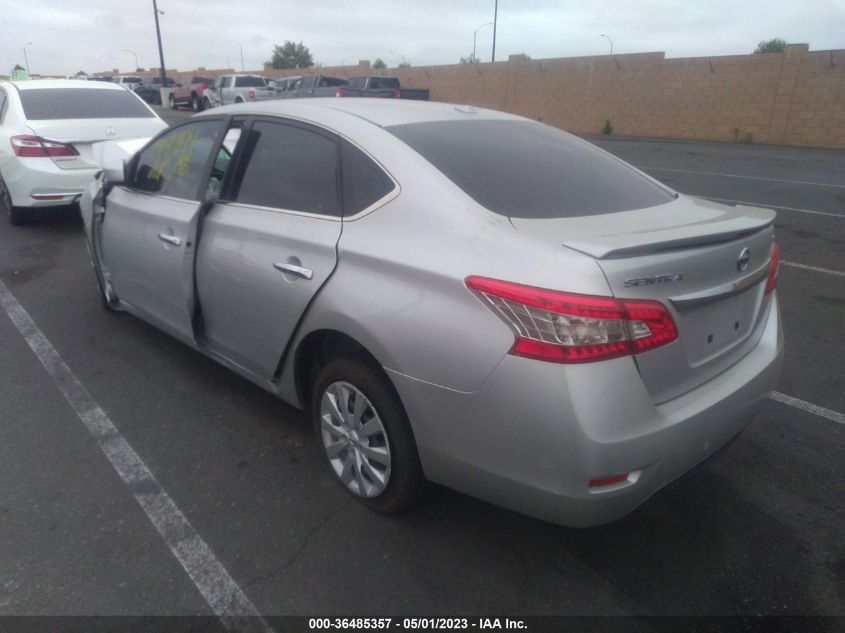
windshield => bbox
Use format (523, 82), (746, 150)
(19, 88), (154, 119)
(386, 119), (674, 219)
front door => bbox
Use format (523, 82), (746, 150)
(101, 118), (226, 343)
(195, 117), (344, 379)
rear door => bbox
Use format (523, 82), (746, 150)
(195, 116), (343, 379)
(101, 117), (227, 343)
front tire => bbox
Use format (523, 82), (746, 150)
(203, 96), (212, 109)
(312, 356), (426, 514)
(192, 94), (203, 112)
(169, 94), (177, 109)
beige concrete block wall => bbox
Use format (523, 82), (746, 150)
(147, 44), (845, 149)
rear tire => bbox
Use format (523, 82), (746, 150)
(0, 176), (30, 226)
(234, 97), (244, 104)
(312, 356), (426, 514)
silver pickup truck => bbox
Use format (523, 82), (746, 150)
(202, 74), (275, 108)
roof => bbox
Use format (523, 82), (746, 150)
(6, 79), (127, 91)
(198, 97), (519, 128)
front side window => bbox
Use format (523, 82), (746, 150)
(132, 120), (222, 200)
(230, 120), (339, 216)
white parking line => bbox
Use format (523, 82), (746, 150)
(643, 166), (845, 189)
(781, 261), (845, 277)
(0, 279), (272, 633)
(770, 392), (845, 426)
(702, 196), (844, 219)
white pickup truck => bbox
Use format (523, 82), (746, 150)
(202, 74), (276, 108)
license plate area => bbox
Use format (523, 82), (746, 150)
(680, 286), (763, 366)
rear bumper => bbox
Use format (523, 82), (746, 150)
(389, 294), (784, 527)
(3, 158), (96, 208)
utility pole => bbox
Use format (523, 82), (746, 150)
(491, 0), (498, 63)
(123, 49), (139, 70)
(152, 0), (167, 85)
(239, 44), (245, 71)
(23, 42), (32, 75)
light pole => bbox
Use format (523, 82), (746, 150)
(492, 0), (498, 62)
(389, 49), (405, 66)
(473, 22), (492, 61)
(23, 42), (32, 75)
(122, 49), (139, 71)
(600, 33), (613, 55)
(239, 44), (245, 71)
(152, 0), (167, 85)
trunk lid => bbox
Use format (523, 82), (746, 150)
(26, 118), (165, 170)
(511, 195), (776, 403)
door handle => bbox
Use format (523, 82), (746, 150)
(158, 233), (181, 246)
(274, 262), (313, 280)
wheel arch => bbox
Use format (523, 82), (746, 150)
(293, 329), (390, 413)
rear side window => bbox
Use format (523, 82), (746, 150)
(230, 120), (340, 216)
(132, 120), (221, 200)
(386, 120), (674, 219)
(19, 88), (154, 119)
(234, 76), (266, 88)
(341, 141), (395, 214)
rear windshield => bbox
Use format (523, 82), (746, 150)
(235, 76), (267, 87)
(386, 120), (674, 218)
(368, 77), (400, 90)
(19, 88), (154, 119)
(122, 77), (142, 84)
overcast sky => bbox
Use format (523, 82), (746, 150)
(2, 0), (843, 76)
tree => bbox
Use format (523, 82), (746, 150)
(460, 53), (480, 64)
(76, 70), (87, 76)
(372, 58), (387, 69)
(135, 67), (145, 72)
(754, 38), (786, 54)
(398, 61), (411, 68)
(266, 41), (314, 69)
(512, 52), (532, 61)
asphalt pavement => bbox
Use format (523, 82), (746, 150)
(0, 106), (842, 624)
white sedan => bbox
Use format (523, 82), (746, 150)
(0, 79), (167, 225)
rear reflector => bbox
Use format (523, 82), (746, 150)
(588, 474), (630, 488)
(248, 89), (255, 99)
(336, 87), (345, 97)
(466, 276), (678, 363)
(765, 240), (779, 295)
(11, 135), (79, 158)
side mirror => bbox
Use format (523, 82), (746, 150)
(103, 160), (126, 185)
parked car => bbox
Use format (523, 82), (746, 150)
(134, 76), (176, 105)
(169, 75), (213, 112)
(348, 76), (430, 100)
(112, 76), (144, 90)
(0, 79), (167, 224)
(280, 75), (411, 99)
(270, 76), (302, 95)
(79, 99), (783, 527)
(202, 74), (274, 108)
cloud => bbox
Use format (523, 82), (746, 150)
(1, 0), (842, 76)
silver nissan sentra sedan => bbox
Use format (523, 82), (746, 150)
(80, 99), (783, 527)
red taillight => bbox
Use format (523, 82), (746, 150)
(465, 276), (678, 363)
(248, 89), (255, 99)
(765, 240), (779, 295)
(11, 135), (79, 158)
(393, 89), (401, 98)
(335, 87), (345, 97)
